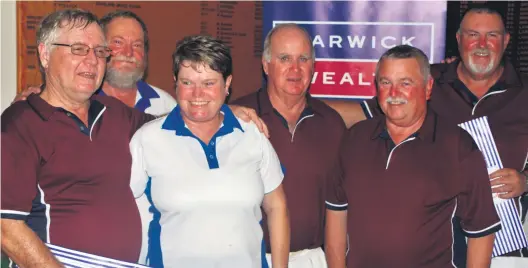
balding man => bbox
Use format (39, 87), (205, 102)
(234, 24), (346, 267)
(325, 6), (528, 264)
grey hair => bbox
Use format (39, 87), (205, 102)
(375, 45), (431, 84)
(457, 7), (506, 34)
(36, 9), (101, 82)
(263, 23), (315, 62)
(37, 9), (101, 52)
(172, 35), (232, 81)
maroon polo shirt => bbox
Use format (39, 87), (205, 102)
(327, 110), (501, 268)
(363, 59), (528, 174)
(233, 88), (346, 252)
(361, 59), (528, 261)
(1, 93), (154, 262)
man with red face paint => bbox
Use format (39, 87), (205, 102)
(323, 6), (528, 265)
(325, 44), (500, 268)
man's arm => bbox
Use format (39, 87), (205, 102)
(262, 185), (290, 268)
(325, 209), (347, 268)
(466, 234), (495, 268)
(456, 131), (501, 265)
(325, 138), (349, 268)
(12, 86), (42, 103)
(1, 219), (63, 268)
(1, 112), (61, 267)
(228, 104), (269, 137)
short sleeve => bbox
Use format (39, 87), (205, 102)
(130, 127), (149, 198)
(259, 132), (284, 194)
(456, 131), (501, 237)
(361, 97), (383, 119)
(127, 106), (156, 138)
(1, 118), (39, 220)
(325, 135), (348, 211)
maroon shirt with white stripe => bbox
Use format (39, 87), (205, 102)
(327, 109), (501, 267)
(1, 93), (154, 262)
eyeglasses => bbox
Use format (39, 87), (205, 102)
(52, 43), (112, 58)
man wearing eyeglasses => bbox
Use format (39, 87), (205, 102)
(19, 10), (177, 116)
(1, 8), (272, 268)
(1, 8), (271, 268)
(0, 9), (154, 268)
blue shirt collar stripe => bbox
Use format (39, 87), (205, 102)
(161, 104), (243, 136)
(95, 81), (160, 112)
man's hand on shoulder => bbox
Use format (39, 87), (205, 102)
(13, 86), (42, 103)
(228, 104), (269, 138)
(440, 56), (458, 64)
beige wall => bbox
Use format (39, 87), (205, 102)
(1, 1), (17, 113)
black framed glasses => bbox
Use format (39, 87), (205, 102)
(52, 43), (112, 58)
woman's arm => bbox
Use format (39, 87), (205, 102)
(262, 184), (290, 268)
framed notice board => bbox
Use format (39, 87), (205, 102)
(17, 1), (264, 100)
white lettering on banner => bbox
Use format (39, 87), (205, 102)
(313, 35), (416, 49)
(323, 72), (336, 84)
(313, 35), (325, 48)
(329, 35), (342, 48)
(312, 72), (374, 86)
(340, 73), (354, 85)
(402, 36), (416, 45)
(348, 36), (366, 48)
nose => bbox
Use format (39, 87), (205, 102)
(388, 85), (400, 97)
(289, 58), (301, 72)
(83, 47), (98, 65)
(192, 85), (204, 98)
(122, 42), (133, 57)
(478, 35), (487, 48)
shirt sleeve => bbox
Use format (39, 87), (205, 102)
(456, 131), (501, 238)
(360, 97), (383, 119)
(259, 130), (284, 194)
(130, 127), (149, 199)
(127, 106), (156, 139)
(1, 117), (39, 220)
(325, 135), (348, 211)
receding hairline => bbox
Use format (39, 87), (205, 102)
(271, 25), (311, 46)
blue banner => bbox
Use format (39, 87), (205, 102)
(263, 1), (447, 99)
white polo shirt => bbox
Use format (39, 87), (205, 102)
(97, 80), (177, 116)
(97, 81), (177, 264)
(130, 104), (284, 268)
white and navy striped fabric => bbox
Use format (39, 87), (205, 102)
(458, 116), (528, 257)
(46, 244), (150, 268)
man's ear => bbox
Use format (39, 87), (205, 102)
(262, 57), (269, 76)
(503, 32), (511, 50)
(38, 43), (50, 70)
(425, 75), (434, 100)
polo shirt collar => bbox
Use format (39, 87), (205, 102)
(436, 58), (523, 90)
(161, 104), (243, 137)
(135, 80), (160, 112)
(256, 88), (319, 117)
(27, 93), (57, 120)
(371, 108), (437, 144)
(26, 93), (106, 122)
(96, 80), (160, 112)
